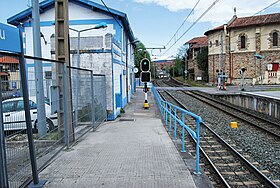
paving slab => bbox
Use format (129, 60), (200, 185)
(40, 88), (198, 188)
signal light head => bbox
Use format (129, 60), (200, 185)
(140, 58), (150, 72)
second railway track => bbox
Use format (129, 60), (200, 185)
(154, 79), (280, 187)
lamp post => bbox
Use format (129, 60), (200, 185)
(126, 39), (139, 103)
(69, 23), (107, 128)
(254, 54), (264, 87)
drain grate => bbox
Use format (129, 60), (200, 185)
(119, 118), (135, 122)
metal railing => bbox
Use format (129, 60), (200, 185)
(152, 85), (202, 174)
(0, 51), (107, 187)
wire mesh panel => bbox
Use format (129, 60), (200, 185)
(69, 67), (107, 133)
(70, 67), (93, 139)
(1, 52), (108, 187)
(0, 52), (66, 187)
(0, 52), (32, 188)
(92, 74), (107, 128)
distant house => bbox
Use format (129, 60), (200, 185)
(152, 58), (175, 77)
(0, 56), (20, 91)
(185, 36), (208, 81)
(205, 13), (280, 85)
(8, 0), (136, 120)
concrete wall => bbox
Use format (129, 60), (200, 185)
(215, 93), (280, 119)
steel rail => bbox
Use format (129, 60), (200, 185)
(157, 87), (278, 188)
(186, 91), (280, 139)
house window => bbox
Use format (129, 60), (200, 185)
(209, 41), (212, 47)
(241, 35), (246, 49)
(273, 32), (278, 47)
(215, 40), (219, 47)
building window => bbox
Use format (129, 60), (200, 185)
(273, 32), (278, 47)
(215, 40), (219, 47)
(241, 35), (246, 49)
(209, 41), (212, 47)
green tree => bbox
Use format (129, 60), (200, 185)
(170, 45), (187, 77)
(134, 41), (151, 78)
(196, 46), (208, 81)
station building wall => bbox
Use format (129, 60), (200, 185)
(15, 1), (135, 120)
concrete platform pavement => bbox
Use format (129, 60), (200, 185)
(39, 88), (201, 188)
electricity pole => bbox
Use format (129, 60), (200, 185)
(55, 0), (74, 144)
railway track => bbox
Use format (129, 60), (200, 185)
(154, 79), (279, 187)
(158, 89), (278, 187)
(186, 91), (280, 140)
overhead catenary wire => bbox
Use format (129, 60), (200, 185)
(165, 0), (201, 48)
(100, 0), (123, 28)
(162, 0), (220, 56)
(253, 0), (280, 16)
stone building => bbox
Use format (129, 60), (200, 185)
(205, 13), (280, 85)
(0, 56), (20, 91)
(8, 0), (136, 120)
(185, 36), (208, 81)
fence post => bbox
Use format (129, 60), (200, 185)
(0, 74), (8, 188)
(18, 30), (47, 186)
(174, 107), (177, 140)
(91, 72), (96, 129)
(181, 112), (186, 152)
(194, 119), (201, 175)
(169, 105), (172, 132)
(63, 64), (70, 149)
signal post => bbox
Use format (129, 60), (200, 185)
(140, 58), (151, 109)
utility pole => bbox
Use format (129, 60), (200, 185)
(218, 30), (223, 89)
(55, 0), (74, 144)
(32, 0), (47, 137)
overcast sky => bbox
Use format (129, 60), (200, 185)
(0, 0), (279, 58)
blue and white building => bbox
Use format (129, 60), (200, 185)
(8, 0), (137, 120)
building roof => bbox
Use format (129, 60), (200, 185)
(0, 56), (19, 64)
(7, 0), (135, 42)
(185, 36), (208, 48)
(228, 13), (280, 28)
(205, 13), (280, 35)
(204, 25), (224, 36)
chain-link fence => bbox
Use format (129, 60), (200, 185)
(0, 51), (107, 187)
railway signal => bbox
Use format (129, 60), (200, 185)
(140, 58), (151, 109)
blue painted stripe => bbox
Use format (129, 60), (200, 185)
(23, 19), (116, 27)
(113, 58), (125, 66)
(112, 37), (121, 48)
(111, 44), (115, 117)
(122, 97), (127, 108)
(112, 48), (121, 57)
(26, 63), (52, 67)
(23, 18), (123, 52)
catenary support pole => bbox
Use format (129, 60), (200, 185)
(32, 0), (47, 137)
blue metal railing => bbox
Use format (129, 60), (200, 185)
(152, 85), (202, 174)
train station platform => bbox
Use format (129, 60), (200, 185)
(39, 88), (205, 188)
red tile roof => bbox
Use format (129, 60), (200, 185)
(204, 25), (224, 36)
(185, 36), (208, 48)
(228, 13), (280, 28)
(205, 13), (280, 35)
(0, 56), (19, 64)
